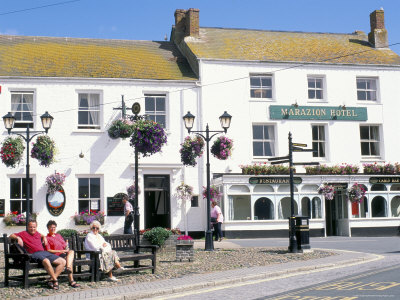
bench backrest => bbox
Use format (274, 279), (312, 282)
(104, 234), (136, 251)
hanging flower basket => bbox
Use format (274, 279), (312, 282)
(127, 183), (141, 200)
(180, 136), (204, 166)
(210, 136), (233, 160)
(31, 135), (57, 167)
(202, 185), (222, 202)
(46, 172), (66, 194)
(1, 137), (25, 168)
(347, 183), (366, 203)
(317, 182), (335, 200)
(130, 120), (167, 157)
(108, 118), (135, 139)
(176, 182), (194, 201)
(3, 212), (38, 226)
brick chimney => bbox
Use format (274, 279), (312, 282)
(368, 9), (388, 48)
(173, 8), (199, 40)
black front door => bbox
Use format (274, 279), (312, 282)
(144, 175), (170, 229)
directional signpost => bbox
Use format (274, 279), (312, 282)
(268, 132), (319, 253)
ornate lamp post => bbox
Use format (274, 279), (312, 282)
(183, 111), (232, 251)
(3, 111), (54, 231)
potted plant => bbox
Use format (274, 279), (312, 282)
(73, 210), (105, 225)
(1, 137), (25, 168)
(108, 118), (135, 139)
(176, 235), (194, 262)
(176, 182), (194, 235)
(317, 182), (335, 200)
(130, 119), (167, 157)
(45, 172), (66, 194)
(347, 183), (366, 203)
(3, 211), (38, 226)
(180, 136), (204, 166)
(31, 135), (57, 167)
(210, 136), (233, 160)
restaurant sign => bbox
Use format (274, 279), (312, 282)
(249, 177), (302, 184)
(369, 177), (400, 184)
(269, 105), (367, 121)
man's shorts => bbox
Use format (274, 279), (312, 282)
(30, 251), (61, 264)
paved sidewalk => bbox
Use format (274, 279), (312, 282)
(29, 241), (381, 300)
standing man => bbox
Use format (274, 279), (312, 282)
(10, 220), (66, 290)
(122, 195), (134, 234)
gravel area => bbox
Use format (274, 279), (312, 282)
(0, 247), (335, 299)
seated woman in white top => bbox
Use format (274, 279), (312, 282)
(84, 220), (124, 282)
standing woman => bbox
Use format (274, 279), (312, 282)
(45, 220), (81, 288)
(122, 195), (134, 234)
(84, 220), (125, 282)
(211, 201), (224, 242)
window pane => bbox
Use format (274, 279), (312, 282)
(361, 142), (370, 155)
(253, 126), (263, 139)
(250, 77), (260, 87)
(88, 111), (99, 125)
(253, 142), (263, 156)
(357, 80), (366, 89)
(156, 97), (165, 111)
(357, 91), (366, 100)
(10, 201), (21, 214)
(90, 178), (101, 198)
(360, 126), (369, 139)
(316, 90), (322, 99)
(370, 142), (380, 155)
(21, 200), (33, 214)
(265, 90), (272, 98)
(79, 178), (89, 198)
(10, 178), (21, 199)
(145, 97), (155, 111)
(261, 78), (271, 87)
(22, 178), (33, 199)
(264, 126), (274, 139)
(315, 79), (322, 89)
(318, 126), (325, 139)
(79, 200), (90, 213)
(79, 94), (89, 108)
(156, 115), (166, 127)
(308, 80), (315, 88)
(78, 111), (88, 125)
(264, 142), (274, 156)
(308, 90), (315, 99)
(319, 143), (325, 157)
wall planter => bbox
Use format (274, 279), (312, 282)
(176, 239), (194, 262)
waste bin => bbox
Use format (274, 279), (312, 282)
(295, 216), (310, 251)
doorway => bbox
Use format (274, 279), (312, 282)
(144, 175), (170, 229)
(325, 188), (349, 236)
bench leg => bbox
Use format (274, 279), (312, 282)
(152, 251), (157, 274)
(4, 263), (9, 287)
(23, 262), (29, 289)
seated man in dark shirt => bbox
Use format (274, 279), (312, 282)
(9, 219), (66, 290)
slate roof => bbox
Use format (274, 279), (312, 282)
(0, 35), (197, 80)
(184, 28), (400, 66)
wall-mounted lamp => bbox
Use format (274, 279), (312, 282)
(291, 102), (298, 108)
(79, 151), (84, 158)
(339, 104), (347, 110)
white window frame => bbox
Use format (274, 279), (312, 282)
(9, 176), (34, 214)
(77, 176), (103, 213)
(250, 74), (274, 100)
(252, 124), (276, 157)
(307, 76), (325, 101)
(144, 93), (168, 129)
(77, 91), (102, 130)
(311, 124), (327, 159)
(10, 90), (35, 129)
(360, 125), (381, 159)
(356, 77), (378, 102)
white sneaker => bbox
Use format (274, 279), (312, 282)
(114, 267), (126, 274)
(107, 276), (119, 282)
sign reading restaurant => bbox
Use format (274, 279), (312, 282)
(249, 177), (302, 184)
(269, 105), (368, 121)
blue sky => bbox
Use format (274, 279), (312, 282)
(0, 0), (399, 55)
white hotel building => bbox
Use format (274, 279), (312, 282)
(1, 8), (400, 237)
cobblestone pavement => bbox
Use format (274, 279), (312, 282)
(0, 239), (380, 300)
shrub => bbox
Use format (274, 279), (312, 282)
(143, 227), (172, 247)
(57, 229), (78, 239)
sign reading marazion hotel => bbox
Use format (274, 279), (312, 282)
(269, 105), (368, 121)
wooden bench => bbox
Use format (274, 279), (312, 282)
(2, 233), (97, 288)
(75, 233), (158, 281)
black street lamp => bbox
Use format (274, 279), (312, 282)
(183, 111), (232, 251)
(3, 111), (54, 231)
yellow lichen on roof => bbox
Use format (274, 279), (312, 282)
(0, 36), (197, 80)
(185, 28), (400, 65)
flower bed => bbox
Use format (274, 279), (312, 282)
(73, 210), (105, 225)
(46, 172), (66, 194)
(210, 136), (233, 160)
(3, 212), (38, 226)
(31, 135), (56, 167)
(180, 136), (204, 166)
(1, 137), (25, 168)
(240, 163), (291, 175)
(305, 164), (359, 175)
(130, 119), (167, 157)
(108, 118), (135, 139)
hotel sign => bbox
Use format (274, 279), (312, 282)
(369, 177), (400, 184)
(249, 177), (302, 184)
(269, 105), (367, 121)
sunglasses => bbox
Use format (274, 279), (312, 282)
(92, 227), (99, 230)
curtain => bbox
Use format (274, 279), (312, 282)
(88, 94), (99, 125)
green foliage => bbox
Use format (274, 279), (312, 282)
(143, 227), (172, 247)
(57, 229), (78, 239)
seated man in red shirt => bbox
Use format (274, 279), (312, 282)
(45, 220), (80, 288)
(10, 219), (66, 290)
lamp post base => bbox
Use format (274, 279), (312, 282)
(288, 217), (299, 253)
(205, 230), (214, 251)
